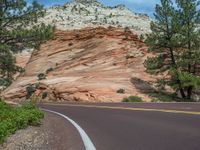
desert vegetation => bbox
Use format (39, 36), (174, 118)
(0, 100), (44, 144)
(0, 0), (53, 143)
(37, 73), (47, 81)
(122, 96), (143, 102)
(117, 88), (125, 94)
(145, 0), (200, 101)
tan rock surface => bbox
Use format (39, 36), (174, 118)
(3, 27), (157, 102)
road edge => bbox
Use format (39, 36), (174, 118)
(41, 108), (96, 150)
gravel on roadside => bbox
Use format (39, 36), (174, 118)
(0, 111), (84, 150)
(0, 118), (50, 150)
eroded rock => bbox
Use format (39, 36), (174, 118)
(3, 27), (156, 102)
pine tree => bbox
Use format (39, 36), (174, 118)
(145, 0), (200, 100)
(0, 0), (53, 87)
(144, 0), (187, 98)
(175, 0), (200, 99)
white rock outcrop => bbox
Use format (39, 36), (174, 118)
(39, 0), (151, 35)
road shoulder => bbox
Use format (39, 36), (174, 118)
(0, 112), (84, 150)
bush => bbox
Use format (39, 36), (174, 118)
(117, 88), (125, 94)
(122, 96), (143, 102)
(42, 92), (48, 99)
(68, 42), (73, 46)
(75, 34), (80, 38)
(26, 85), (36, 99)
(37, 73), (46, 80)
(46, 68), (54, 74)
(139, 34), (145, 41)
(0, 101), (44, 144)
(148, 92), (179, 102)
(0, 78), (11, 87)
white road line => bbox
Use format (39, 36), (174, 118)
(42, 108), (96, 150)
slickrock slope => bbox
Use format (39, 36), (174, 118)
(39, 0), (151, 35)
(14, 49), (33, 78)
(2, 27), (156, 102)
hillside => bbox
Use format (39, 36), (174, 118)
(1, 0), (155, 102)
(39, 0), (151, 35)
(2, 27), (157, 102)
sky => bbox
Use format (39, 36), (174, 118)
(26, 0), (161, 17)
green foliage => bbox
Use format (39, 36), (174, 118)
(144, 55), (166, 74)
(26, 84), (36, 99)
(156, 79), (168, 90)
(37, 73), (46, 80)
(46, 67), (54, 74)
(0, 100), (44, 144)
(68, 42), (73, 46)
(0, 78), (11, 88)
(145, 0), (200, 100)
(139, 34), (145, 41)
(149, 92), (178, 102)
(178, 72), (200, 88)
(42, 92), (48, 99)
(122, 96), (143, 102)
(124, 27), (130, 40)
(117, 88), (125, 94)
(0, 0), (54, 88)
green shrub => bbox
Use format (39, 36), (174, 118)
(0, 78), (11, 87)
(139, 34), (145, 41)
(0, 101), (44, 144)
(37, 73), (46, 80)
(117, 88), (125, 94)
(122, 96), (143, 102)
(75, 34), (80, 38)
(46, 68), (54, 74)
(26, 85), (36, 99)
(42, 92), (48, 99)
(68, 42), (73, 46)
(148, 92), (178, 102)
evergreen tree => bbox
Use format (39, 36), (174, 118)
(144, 0), (200, 100)
(175, 0), (200, 99)
(0, 0), (53, 87)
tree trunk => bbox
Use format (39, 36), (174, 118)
(180, 88), (186, 99)
(187, 86), (193, 100)
(169, 47), (186, 99)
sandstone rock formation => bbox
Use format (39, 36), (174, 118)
(2, 27), (157, 102)
(39, 0), (151, 35)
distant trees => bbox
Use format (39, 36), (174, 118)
(145, 0), (200, 100)
(124, 27), (131, 40)
(0, 0), (53, 87)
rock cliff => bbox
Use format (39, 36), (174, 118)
(2, 27), (156, 102)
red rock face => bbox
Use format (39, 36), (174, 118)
(13, 50), (33, 79)
(2, 27), (156, 102)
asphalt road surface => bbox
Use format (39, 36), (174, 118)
(40, 103), (200, 150)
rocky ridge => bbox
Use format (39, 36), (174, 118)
(39, 0), (151, 35)
(2, 27), (157, 102)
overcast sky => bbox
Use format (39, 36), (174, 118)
(27, 0), (161, 17)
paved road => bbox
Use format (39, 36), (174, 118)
(40, 103), (200, 150)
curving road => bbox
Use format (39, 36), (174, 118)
(40, 102), (200, 150)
